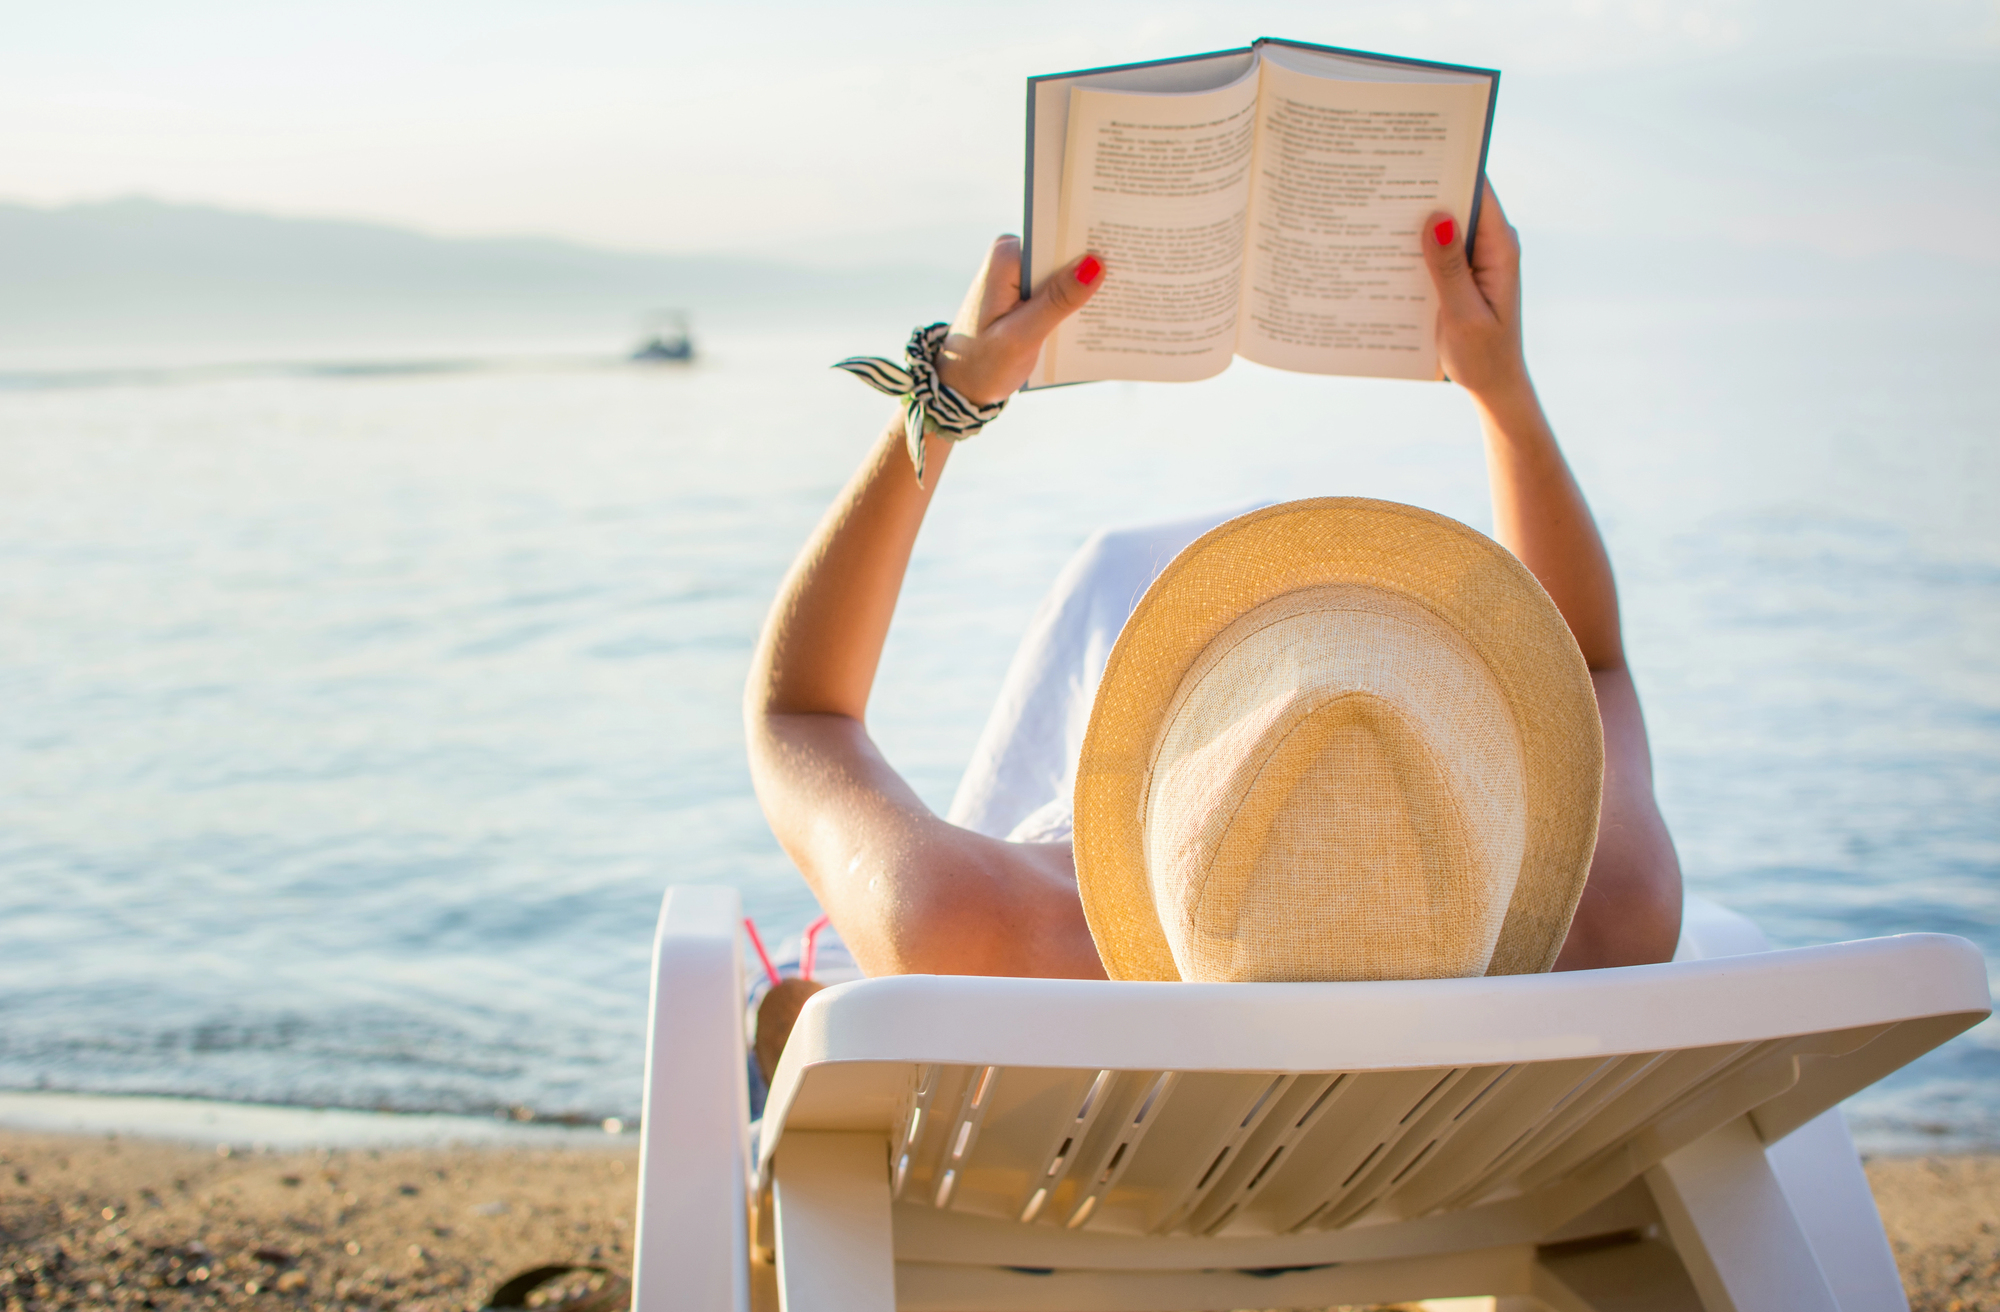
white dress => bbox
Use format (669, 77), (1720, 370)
(946, 503), (1266, 844)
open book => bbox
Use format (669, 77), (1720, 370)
(1022, 39), (1497, 388)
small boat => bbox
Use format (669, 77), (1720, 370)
(631, 312), (695, 364)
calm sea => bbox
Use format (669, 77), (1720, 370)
(2, 286), (1995, 1152)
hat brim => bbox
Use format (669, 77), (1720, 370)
(1072, 498), (1604, 981)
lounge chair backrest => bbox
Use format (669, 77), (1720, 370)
(631, 887), (1988, 1312)
(753, 937), (1983, 1261)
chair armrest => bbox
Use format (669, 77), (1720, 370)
(632, 885), (751, 1312)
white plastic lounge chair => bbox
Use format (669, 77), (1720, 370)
(630, 885), (1988, 1312)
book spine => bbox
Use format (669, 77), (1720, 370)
(1022, 79), (1039, 301)
(1466, 71), (1500, 254)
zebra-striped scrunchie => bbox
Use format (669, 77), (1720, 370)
(834, 323), (1007, 485)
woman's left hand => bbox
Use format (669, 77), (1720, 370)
(934, 237), (1104, 405)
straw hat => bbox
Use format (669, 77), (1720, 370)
(1072, 498), (1603, 982)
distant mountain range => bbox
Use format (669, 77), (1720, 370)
(0, 197), (966, 362)
(1, 196), (1991, 368)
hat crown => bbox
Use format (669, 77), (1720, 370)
(1143, 587), (1527, 982)
(1073, 498), (1604, 984)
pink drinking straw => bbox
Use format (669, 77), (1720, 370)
(742, 917), (782, 990)
(800, 914), (832, 982)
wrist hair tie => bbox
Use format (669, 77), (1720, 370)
(834, 323), (1007, 485)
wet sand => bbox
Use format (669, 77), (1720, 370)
(1, 1130), (1994, 1310)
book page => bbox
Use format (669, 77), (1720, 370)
(1235, 59), (1489, 380)
(1023, 50), (1256, 301)
(1040, 69), (1261, 385)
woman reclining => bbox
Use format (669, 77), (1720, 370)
(743, 181), (1682, 982)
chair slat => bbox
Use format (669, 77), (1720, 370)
(890, 1064), (943, 1201)
(1180, 1072), (1348, 1235)
(1093, 1071), (1298, 1235)
(931, 1065), (1001, 1209)
(1017, 1068), (1117, 1224)
(1313, 1067), (1500, 1230)
(1237, 1067), (1452, 1233)
(1416, 1050), (1659, 1213)
(1146, 1072), (1294, 1233)
(1512, 1044), (1757, 1194)
(1060, 1071), (1179, 1230)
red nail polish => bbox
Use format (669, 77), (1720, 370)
(1075, 255), (1103, 285)
(1433, 219), (1456, 247)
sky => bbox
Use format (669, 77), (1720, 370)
(4, 0), (1997, 265)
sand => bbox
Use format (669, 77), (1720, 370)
(1866, 1154), (2000, 1310)
(0, 1133), (632, 1312)
(2, 1131), (1995, 1310)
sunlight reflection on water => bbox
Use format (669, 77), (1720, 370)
(1, 298), (1994, 1148)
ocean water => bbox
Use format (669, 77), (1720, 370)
(2, 287), (1995, 1152)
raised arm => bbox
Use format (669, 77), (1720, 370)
(744, 238), (1108, 978)
(1424, 182), (1683, 969)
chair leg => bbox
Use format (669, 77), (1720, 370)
(1765, 1107), (1910, 1312)
(774, 1132), (896, 1312)
(1672, 901), (1909, 1310)
(1645, 1115), (1840, 1312)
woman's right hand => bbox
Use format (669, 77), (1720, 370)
(1422, 178), (1533, 406)
(934, 237), (1104, 406)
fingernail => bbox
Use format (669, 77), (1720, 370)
(1433, 219), (1456, 247)
(1075, 255), (1103, 285)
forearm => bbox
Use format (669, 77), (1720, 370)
(746, 415), (952, 719)
(1423, 188), (1622, 672)
(1473, 378), (1624, 671)
(1424, 189), (1676, 966)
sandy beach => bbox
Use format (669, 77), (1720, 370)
(2, 1129), (1995, 1311)
(0, 1132), (632, 1312)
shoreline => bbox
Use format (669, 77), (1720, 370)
(0, 1093), (631, 1153)
(2, 1125), (1996, 1310)
(5, 1087), (1992, 1159)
